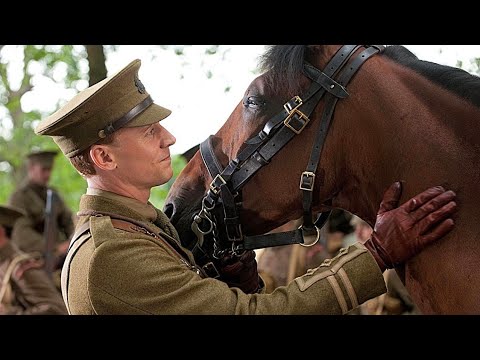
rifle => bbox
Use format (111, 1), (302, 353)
(44, 189), (58, 278)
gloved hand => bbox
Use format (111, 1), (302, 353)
(217, 250), (261, 294)
(364, 182), (457, 273)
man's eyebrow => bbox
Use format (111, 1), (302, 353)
(138, 124), (154, 134)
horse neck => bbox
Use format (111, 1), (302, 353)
(327, 59), (480, 230)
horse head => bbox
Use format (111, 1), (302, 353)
(166, 45), (480, 313)
(166, 45), (385, 244)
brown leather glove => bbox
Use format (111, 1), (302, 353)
(364, 182), (457, 273)
(217, 250), (261, 294)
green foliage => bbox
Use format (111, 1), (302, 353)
(205, 46), (219, 55)
(49, 154), (87, 213)
(474, 58), (480, 75)
(456, 56), (480, 76)
(0, 45), (87, 207)
(156, 45), (235, 81)
(24, 45), (85, 87)
(104, 45), (120, 52)
(0, 171), (15, 205)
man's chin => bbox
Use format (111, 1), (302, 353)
(154, 173), (173, 186)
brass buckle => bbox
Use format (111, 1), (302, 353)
(299, 171), (315, 191)
(209, 174), (226, 195)
(283, 96), (310, 134)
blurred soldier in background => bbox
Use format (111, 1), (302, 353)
(8, 150), (75, 287)
(0, 205), (67, 314)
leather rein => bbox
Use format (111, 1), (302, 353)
(190, 45), (385, 272)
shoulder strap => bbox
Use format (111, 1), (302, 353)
(109, 219), (189, 263)
(61, 222), (91, 314)
(61, 217), (202, 313)
(0, 253), (33, 305)
(78, 209), (193, 262)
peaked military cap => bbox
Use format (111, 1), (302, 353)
(0, 205), (26, 227)
(35, 59), (172, 158)
(26, 150), (58, 167)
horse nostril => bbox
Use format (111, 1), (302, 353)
(164, 203), (174, 219)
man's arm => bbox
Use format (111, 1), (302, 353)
(0, 243), (67, 315)
(8, 191), (45, 253)
(10, 216), (45, 253)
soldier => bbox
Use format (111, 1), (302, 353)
(8, 150), (75, 272)
(0, 205), (67, 314)
(35, 59), (457, 314)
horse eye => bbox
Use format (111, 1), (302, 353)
(243, 96), (265, 110)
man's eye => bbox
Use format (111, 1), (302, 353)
(244, 96), (265, 110)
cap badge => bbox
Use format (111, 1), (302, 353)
(134, 75), (146, 94)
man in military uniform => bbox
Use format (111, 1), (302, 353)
(35, 59), (457, 314)
(8, 150), (75, 271)
(0, 205), (67, 314)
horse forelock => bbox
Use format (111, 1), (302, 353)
(259, 45), (312, 97)
(384, 45), (480, 108)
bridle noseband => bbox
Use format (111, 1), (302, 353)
(190, 45), (385, 276)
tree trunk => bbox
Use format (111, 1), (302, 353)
(85, 45), (107, 86)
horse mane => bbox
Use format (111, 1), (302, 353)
(259, 45), (309, 96)
(382, 46), (480, 108)
(259, 45), (480, 108)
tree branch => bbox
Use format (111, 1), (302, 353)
(85, 45), (107, 86)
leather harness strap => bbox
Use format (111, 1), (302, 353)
(0, 253), (34, 305)
(300, 46), (383, 230)
(61, 221), (91, 314)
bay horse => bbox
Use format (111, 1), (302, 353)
(165, 45), (480, 314)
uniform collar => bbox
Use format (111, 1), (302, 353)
(83, 187), (158, 223)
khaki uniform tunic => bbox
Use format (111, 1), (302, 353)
(8, 180), (75, 254)
(63, 188), (386, 315)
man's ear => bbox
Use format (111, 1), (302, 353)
(90, 145), (117, 171)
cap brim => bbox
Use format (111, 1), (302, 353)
(125, 103), (172, 128)
(0, 205), (26, 226)
(27, 150), (58, 157)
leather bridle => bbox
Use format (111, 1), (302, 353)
(190, 45), (385, 277)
